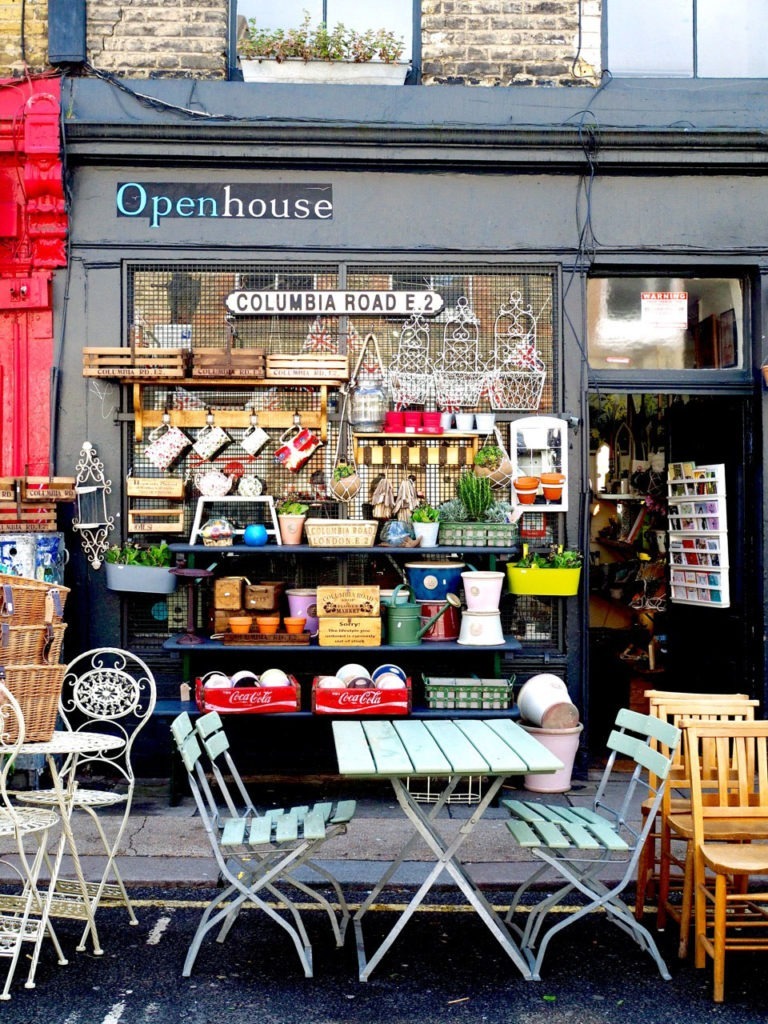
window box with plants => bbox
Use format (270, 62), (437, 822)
(104, 541), (176, 594)
(437, 471), (518, 547)
(505, 545), (583, 596)
(238, 12), (410, 85)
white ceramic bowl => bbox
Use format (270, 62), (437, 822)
(317, 675), (345, 689)
(230, 670), (260, 688)
(375, 673), (405, 690)
(259, 668), (290, 687)
(372, 664), (407, 682)
(201, 671), (232, 689)
(336, 663), (371, 683)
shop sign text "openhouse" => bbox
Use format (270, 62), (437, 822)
(226, 290), (445, 317)
(115, 182), (333, 229)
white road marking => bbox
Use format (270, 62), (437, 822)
(102, 1001), (126, 1024)
(146, 913), (173, 945)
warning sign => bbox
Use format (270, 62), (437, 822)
(640, 291), (688, 329)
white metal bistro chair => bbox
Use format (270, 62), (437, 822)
(0, 681), (67, 999)
(502, 708), (681, 982)
(171, 712), (355, 978)
(18, 647), (156, 949)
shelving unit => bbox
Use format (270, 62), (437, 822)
(667, 462), (730, 608)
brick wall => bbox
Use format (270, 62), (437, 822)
(87, 1), (227, 79)
(422, 0), (602, 87)
(1, 0), (48, 76)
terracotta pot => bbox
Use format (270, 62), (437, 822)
(513, 476), (540, 505)
(283, 616), (306, 635)
(255, 615), (280, 635)
(540, 472), (566, 502)
(228, 615), (253, 635)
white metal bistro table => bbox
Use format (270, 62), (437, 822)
(14, 731), (125, 958)
(332, 717), (563, 981)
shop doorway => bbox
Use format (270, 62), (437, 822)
(586, 392), (757, 755)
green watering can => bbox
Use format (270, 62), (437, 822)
(387, 585), (462, 647)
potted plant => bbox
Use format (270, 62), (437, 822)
(437, 471), (518, 546)
(329, 459), (361, 501)
(506, 544), (583, 596)
(239, 12), (410, 85)
(473, 443), (514, 488)
(277, 499), (310, 545)
(104, 541), (177, 594)
(411, 501), (440, 547)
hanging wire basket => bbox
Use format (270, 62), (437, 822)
(486, 292), (547, 411)
(432, 297), (486, 410)
(389, 313), (433, 409)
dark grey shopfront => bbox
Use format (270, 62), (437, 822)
(57, 76), (767, 770)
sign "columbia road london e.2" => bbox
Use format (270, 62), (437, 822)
(225, 290), (445, 316)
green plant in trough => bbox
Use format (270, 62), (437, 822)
(456, 471), (494, 521)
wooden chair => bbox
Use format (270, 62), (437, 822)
(685, 720), (768, 1002)
(633, 691), (754, 927)
(651, 698), (758, 959)
(503, 708), (681, 981)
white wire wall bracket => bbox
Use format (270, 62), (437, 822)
(433, 297), (485, 410)
(389, 313), (433, 408)
(188, 496), (281, 546)
(486, 292), (547, 411)
(72, 441), (115, 569)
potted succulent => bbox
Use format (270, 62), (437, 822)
(437, 471), (518, 546)
(473, 442), (514, 488)
(277, 499), (310, 545)
(104, 541), (177, 594)
(506, 544), (583, 596)
(411, 501), (440, 548)
(329, 459), (361, 501)
(239, 12), (410, 85)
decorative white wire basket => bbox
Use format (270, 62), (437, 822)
(432, 297), (486, 410)
(486, 292), (547, 411)
(389, 313), (433, 408)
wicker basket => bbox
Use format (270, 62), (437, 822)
(0, 623), (66, 664)
(304, 519), (378, 547)
(0, 574), (69, 624)
(0, 665), (66, 742)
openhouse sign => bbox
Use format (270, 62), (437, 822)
(116, 182), (333, 229)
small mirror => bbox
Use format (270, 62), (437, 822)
(510, 415), (569, 511)
(72, 442), (115, 569)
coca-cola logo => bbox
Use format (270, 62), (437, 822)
(226, 689), (274, 706)
(337, 689), (384, 706)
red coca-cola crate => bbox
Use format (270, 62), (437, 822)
(311, 677), (412, 716)
(195, 676), (301, 714)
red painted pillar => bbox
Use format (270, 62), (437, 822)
(0, 77), (67, 477)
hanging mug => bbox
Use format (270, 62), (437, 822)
(274, 425), (322, 473)
(193, 423), (231, 460)
(144, 423), (191, 471)
(240, 424), (270, 457)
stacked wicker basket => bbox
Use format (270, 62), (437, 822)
(0, 573), (70, 742)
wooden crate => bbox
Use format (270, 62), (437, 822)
(304, 519), (377, 548)
(83, 347), (187, 378)
(126, 477), (186, 499)
(312, 676), (411, 716)
(266, 354), (348, 380)
(244, 583), (281, 611)
(127, 508), (186, 533)
(192, 347), (265, 378)
(0, 479), (19, 502)
(316, 585), (380, 617)
(195, 676), (301, 714)
(318, 616), (381, 647)
(213, 577), (247, 609)
(0, 503), (57, 532)
(221, 631), (311, 646)
(21, 477), (76, 502)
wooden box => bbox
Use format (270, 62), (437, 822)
(210, 607), (246, 633)
(244, 583), (281, 611)
(82, 347), (187, 378)
(126, 477), (186, 499)
(213, 576), (247, 609)
(21, 477), (76, 502)
(127, 508), (186, 533)
(0, 479), (18, 502)
(192, 347), (265, 378)
(312, 676), (411, 716)
(195, 675), (301, 714)
(304, 519), (378, 548)
(0, 503), (56, 532)
(318, 616), (381, 647)
(316, 585), (380, 617)
(266, 354), (348, 380)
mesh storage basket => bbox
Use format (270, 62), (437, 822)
(0, 664), (66, 742)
